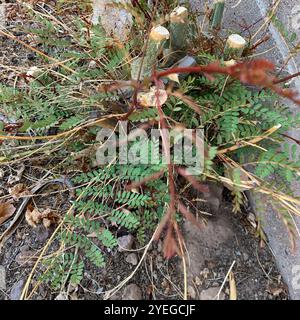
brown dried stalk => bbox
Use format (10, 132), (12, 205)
(154, 60), (300, 106)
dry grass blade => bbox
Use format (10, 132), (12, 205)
(0, 114), (126, 142)
(0, 29), (76, 74)
(170, 90), (204, 115)
(217, 124), (282, 154)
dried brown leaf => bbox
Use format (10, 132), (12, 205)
(163, 225), (180, 259)
(7, 163), (25, 185)
(138, 87), (168, 107)
(0, 202), (16, 224)
(9, 183), (30, 199)
(15, 250), (36, 266)
(25, 207), (59, 228)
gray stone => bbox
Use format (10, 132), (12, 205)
(10, 279), (25, 300)
(157, 240), (163, 253)
(117, 234), (134, 252)
(122, 284), (142, 300)
(92, 0), (133, 42)
(183, 215), (233, 277)
(0, 265), (6, 291)
(125, 253), (138, 266)
(55, 292), (69, 300)
(243, 252), (249, 261)
(0, 4), (5, 29)
(199, 287), (225, 300)
(88, 60), (97, 69)
(202, 181), (224, 213)
(188, 285), (197, 299)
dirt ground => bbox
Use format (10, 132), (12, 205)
(0, 164), (288, 300)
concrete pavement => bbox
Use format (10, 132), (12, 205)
(189, 0), (300, 299)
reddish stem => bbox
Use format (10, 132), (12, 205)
(273, 71), (300, 85)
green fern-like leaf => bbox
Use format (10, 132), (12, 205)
(110, 209), (140, 229)
(59, 116), (86, 131)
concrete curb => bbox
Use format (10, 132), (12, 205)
(189, 0), (300, 299)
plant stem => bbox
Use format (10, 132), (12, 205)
(168, 6), (189, 64)
(131, 26), (170, 79)
(224, 34), (247, 59)
(210, 0), (225, 30)
(273, 71), (300, 85)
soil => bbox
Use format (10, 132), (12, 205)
(183, 202), (288, 300)
(0, 164), (288, 300)
(0, 2), (289, 300)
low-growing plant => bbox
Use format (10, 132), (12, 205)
(1, 0), (300, 297)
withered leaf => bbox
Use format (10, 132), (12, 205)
(25, 207), (59, 228)
(137, 87), (168, 107)
(9, 183), (30, 199)
(0, 202), (16, 225)
(7, 163), (25, 185)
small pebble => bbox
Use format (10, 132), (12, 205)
(88, 60), (97, 69)
(243, 252), (249, 261)
(200, 287), (225, 300)
(55, 292), (69, 300)
(125, 253), (138, 266)
(122, 284), (142, 300)
(0, 265), (6, 291)
(10, 279), (25, 300)
(117, 234), (134, 252)
(188, 285), (197, 299)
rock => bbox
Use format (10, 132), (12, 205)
(122, 284), (142, 300)
(25, 66), (41, 82)
(117, 234), (134, 252)
(188, 285), (197, 299)
(34, 225), (50, 244)
(55, 292), (69, 300)
(183, 216), (233, 277)
(10, 279), (25, 300)
(91, 0), (133, 42)
(0, 265), (6, 291)
(200, 287), (225, 300)
(0, 168), (4, 179)
(88, 60), (97, 69)
(202, 181), (224, 212)
(243, 252), (249, 261)
(0, 4), (6, 29)
(15, 249), (36, 266)
(125, 253), (138, 266)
